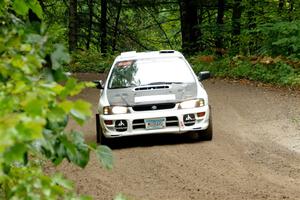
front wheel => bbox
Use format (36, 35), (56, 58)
(96, 114), (107, 144)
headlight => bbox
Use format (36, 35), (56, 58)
(103, 106), (129, 115)
(178, 99), (205, 109)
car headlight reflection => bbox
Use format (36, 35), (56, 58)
(179, 99), (205, 109)
(103, 106), (129, 115)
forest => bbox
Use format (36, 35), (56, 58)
(40, 0), (300, 85)
(0, 0), (300, 199)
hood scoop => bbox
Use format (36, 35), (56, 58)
(106, 82), (197, 106)
(134, 85), (170, 91)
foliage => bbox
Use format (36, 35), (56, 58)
(0, 0), (112, 199)
(114, 193), (131, 200)
(255, 20), (300, 59)
(66, 50), (116, 73)
(190, 55), (300, 86)
(42, 0), (182, 53)
(3, 163), (91, 200)
(40, 0), (300, 57)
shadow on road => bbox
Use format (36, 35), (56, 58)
(100, 133), (206, 150)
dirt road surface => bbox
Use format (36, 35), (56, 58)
(53, 73), (300, 200)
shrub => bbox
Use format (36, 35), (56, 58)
(190, 54), (300, 87)
(256, 20), (300, 60)
(0, 1), (113, 199)
(66, 50), (116, 73)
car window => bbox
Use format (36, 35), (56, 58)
(108, 57), (195, 89)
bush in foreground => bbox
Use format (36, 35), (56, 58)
(0, 1), (113, 199)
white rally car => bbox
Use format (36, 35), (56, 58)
(94, 50), (212, 144)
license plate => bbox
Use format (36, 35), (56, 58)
(145, 118), (166, 130)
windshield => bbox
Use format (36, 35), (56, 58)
(108, 57), (195, 89)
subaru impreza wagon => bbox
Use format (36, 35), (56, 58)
(94, 50), (212, 144)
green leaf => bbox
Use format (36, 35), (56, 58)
(69, 131), (90, 168)
(47, 105), (66, 123)
(70, 131), (85, 145)
(46, 115), (68, 132)
(70, 100), (91, 125)
(0, 0), (5, 11)
(26, 33), (43, 44)
(59, 78), (76, 98)
(78, 196), (93, 200)
(96, 145), (113, 170)
(3, 143), (27, 164)
(59, 100), (73, 113)
(51, 44), (70, 70)
(114, 193), (130, 200)
(53, 173), (74, 190)
(85, 81), (97, 88)
(53, 67), (68, 82)
(12, 0), (29, 16)
(26, 120), (45, 139)
(24, 99), (44, 116)
(60, 136), (76, 156)
(60, 133), (90, 168)
(27, 0), (43, 19)
(59, 78), (86, 98)
(16, 118), (45, 140)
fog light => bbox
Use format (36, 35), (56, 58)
(115, 120), (127, 132)
(183, 114), (195, 126)
(197, 112), (205, 117)
(104, 120), (113, 125)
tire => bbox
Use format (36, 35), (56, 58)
(96, 114), (107, 144)
(201, 106), (213, 141)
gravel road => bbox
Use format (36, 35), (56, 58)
(54, 73), (300, 200)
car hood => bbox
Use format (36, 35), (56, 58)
(106, 83), (198, 106)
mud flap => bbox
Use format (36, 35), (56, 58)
(96, 113), (101, 143)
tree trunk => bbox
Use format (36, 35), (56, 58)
(288, 0), (294, 21)
(112, 0), (122, 52)
(149, 9), (173, 49)
(179, 0), (201, 54)
(100, 0), (108, 54)
(278, 0), (285, 12)
(215, 0), (225, 56)
(231, 0), (242, 54)
(247, 0), (256, 54)
(69, 0), (77, 52)
(289, 0), (294, 11)
(86, 0), (93, 49)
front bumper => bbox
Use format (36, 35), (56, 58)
(98, 106), (210, 138)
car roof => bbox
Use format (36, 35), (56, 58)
(115, 50), (185, 62)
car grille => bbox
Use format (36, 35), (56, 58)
(132, 103), (176, 111)
(132, 116), (178, 129)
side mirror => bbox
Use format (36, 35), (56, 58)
(93, 80), (104, 89)
(198, 71), (211, 81)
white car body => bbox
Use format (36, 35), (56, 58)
(96, 50), (212, 141)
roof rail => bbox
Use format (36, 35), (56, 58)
(159, 50), (175, 54)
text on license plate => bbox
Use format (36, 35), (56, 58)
(144, 118), (166, 130)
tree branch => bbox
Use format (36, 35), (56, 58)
(146, 8), (173, 49)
